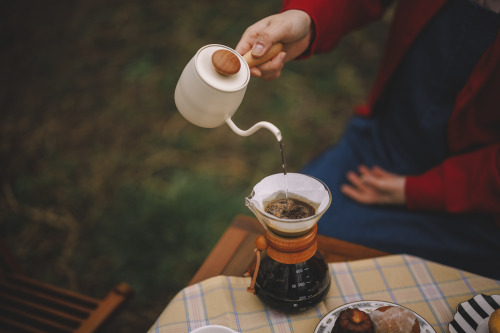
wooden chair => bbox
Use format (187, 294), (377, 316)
(0, 236), (133, 333)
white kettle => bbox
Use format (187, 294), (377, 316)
(175, 43), (283, 141)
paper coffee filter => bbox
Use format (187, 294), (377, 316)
(250, 173), (330, 213)
(246, 173), (332, 237)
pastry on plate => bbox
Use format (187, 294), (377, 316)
(333, 308), (374, 333)
(370, 305), (420, 333)
(490, 308), (500, 333)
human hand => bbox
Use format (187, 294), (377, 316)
(235, 9), (313, 81)
(341, 165), (406, 205)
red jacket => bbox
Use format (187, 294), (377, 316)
(282, 0), (500, 223)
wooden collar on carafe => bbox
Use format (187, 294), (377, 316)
(265, 225), (318, 265)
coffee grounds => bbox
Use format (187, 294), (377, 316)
(265, 198), (315, 219)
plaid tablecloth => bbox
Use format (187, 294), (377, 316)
(148, 254), (500, 333)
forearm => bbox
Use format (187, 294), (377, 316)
(282, 0), (390, 55)
(405, 143), (500, 215)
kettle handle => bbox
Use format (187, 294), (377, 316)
(243, 43), (283, 68)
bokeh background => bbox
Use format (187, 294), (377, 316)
(0, 1), (391, 331)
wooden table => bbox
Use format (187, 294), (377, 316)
(189, 215), (388, 285)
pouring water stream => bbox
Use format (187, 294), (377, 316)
(279, 141), (289, 201)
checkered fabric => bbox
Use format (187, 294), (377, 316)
(148, 254), (500, 333)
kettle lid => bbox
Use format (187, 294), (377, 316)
(195, 44), (250, 92)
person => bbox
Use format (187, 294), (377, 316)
(236, 0), (500, 279)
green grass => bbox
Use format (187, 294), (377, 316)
(0, 0), (391, 331)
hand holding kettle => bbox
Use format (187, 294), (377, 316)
(235, 9), (313, 81)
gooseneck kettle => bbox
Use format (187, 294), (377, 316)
(175, 43), (283, 141)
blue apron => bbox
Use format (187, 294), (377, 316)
(302, 0), (500, 279)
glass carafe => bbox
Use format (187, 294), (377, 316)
(245, 173), (332, 313)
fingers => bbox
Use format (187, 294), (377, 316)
(235, 37), (253, 58)
(341, 165), (407, 205)
(346, 170), (367, 190)
(341, 171), (376, 204)
(259, 52), (286, 81)
(236, 23), (284, 79)
(355, 165), (380, 188)
(251, 33), (277, 58)
(246, 52), (286, 79)
(371, 165), (391, 177)
(357, 165), (391, 187)
(235, 16), (279, 57)
(340, 183), (373, 204)
(358, 164), (384, 178)
(249, 67), (262, 78)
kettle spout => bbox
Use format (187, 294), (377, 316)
(225, 118), (282, 142)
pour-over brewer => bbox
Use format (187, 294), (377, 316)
(245, 173), (332, 313)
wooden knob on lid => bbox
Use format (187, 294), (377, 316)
(212, 49), (241, 75)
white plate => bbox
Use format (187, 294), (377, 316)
(314, 300), (435, 333)
(449, 294), (500, 333)
(191, 325), (237, 333)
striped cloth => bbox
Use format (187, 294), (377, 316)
(449, 294), (500, 333)
(148, 254), (500, 333)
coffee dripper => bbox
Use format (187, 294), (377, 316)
(175, 43), (283, 141)
(245, 173), (332, 313)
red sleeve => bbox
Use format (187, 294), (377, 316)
(282, 0), (388, 55)
(405, 143), (500, 216)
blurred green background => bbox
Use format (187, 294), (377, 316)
(0, 1), (391, 331)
